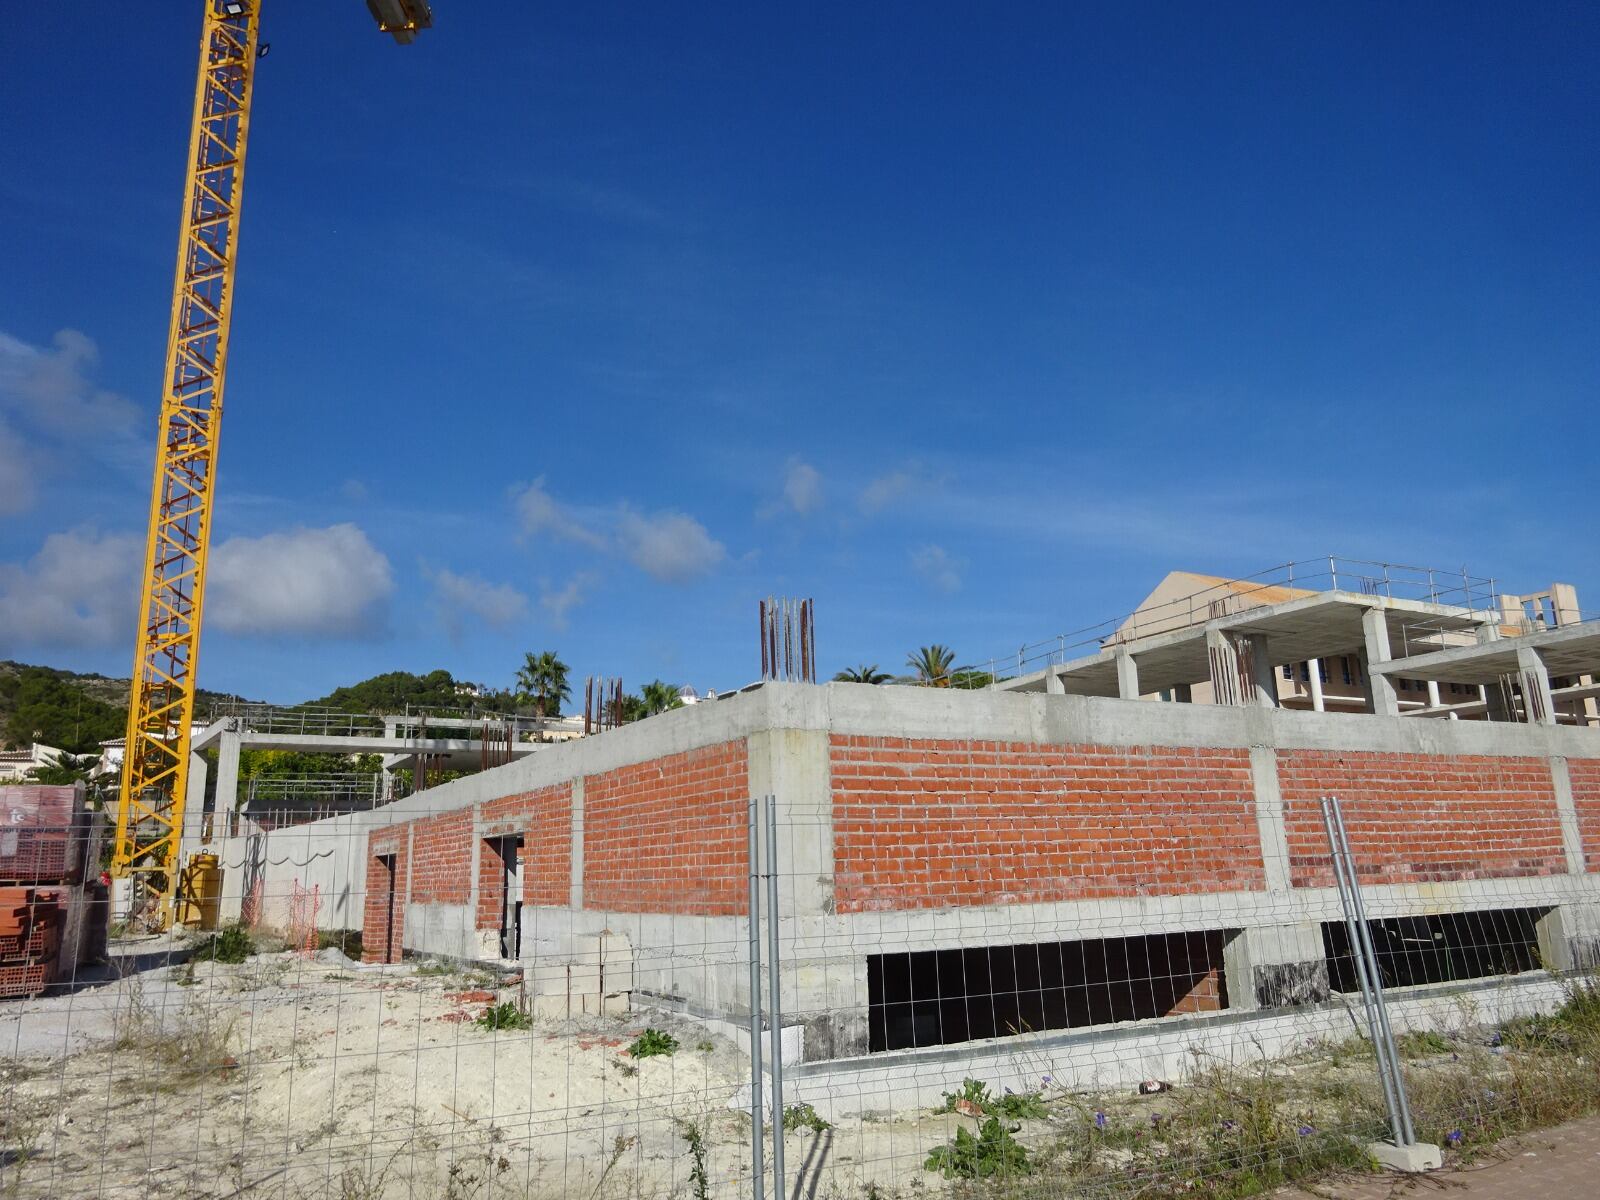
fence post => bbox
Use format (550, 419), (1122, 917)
(748, 794), (765, 1200)
(1321, 796), (1439, 1171)
(765, 795), (786, 1198)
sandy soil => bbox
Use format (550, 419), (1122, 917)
(0, 940), (943, 1200)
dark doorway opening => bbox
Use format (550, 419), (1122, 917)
(867, 930), (1233, 1053)
(484, 835), (524, 960)
(1321, 906), (1547, 992)
(376, 853), (398, 964)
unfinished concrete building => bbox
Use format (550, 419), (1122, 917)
(217, 564), (1600, 1113)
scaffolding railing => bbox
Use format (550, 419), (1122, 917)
(981, 556), (1500, 684)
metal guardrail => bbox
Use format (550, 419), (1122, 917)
(980, 556), (1500, 683)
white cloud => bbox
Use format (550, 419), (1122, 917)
(513, 477), (608, 548)
(910, 543), (964, 594)
(0, 529), (142, 648)
(860, 470), (912, 513)
(426, 566), (529, 639)
(783, 459), (823, 515)
(208, 524), (393, 637)
(0, 329), (145, 515)
(0, 329), (141, 441)
(0, 419), (35, 516)
(617, 509), (725, 583)
(540, 571), (596, 630)
(511, 479), (727, 586)
(340, 478), (369, 503)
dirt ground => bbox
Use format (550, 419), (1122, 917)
(0, 937), (934, 1200)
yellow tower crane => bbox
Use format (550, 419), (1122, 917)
(111, 1), (433, 926)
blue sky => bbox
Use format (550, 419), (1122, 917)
(1, 3), (1596, 703)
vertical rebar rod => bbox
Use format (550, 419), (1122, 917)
(765, 794), (786, 1198)
(1321, 798), (1405, 1147)
(748, 794), (765, 1200)
(1332, 799), (1416, 1145)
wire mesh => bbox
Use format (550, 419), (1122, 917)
(1, 701), (1598, 1200)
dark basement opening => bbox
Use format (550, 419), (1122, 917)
(867, 930), (1234, 1053)
(1321, 905), (1548, 992)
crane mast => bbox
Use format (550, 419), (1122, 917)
(111, 2), (261, 925)
(111, 1), (432, 927)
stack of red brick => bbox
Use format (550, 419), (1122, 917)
(0, 785), (82, 999)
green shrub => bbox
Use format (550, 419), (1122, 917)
(783, 1103), (832, 1133)
(475, 1002), (531, 1031)
(925, 1117), (1032, 1179)
(626, 1028), (679, 1058)
(938, 1077), (1047, 1121)
(195, 924), (255, 965)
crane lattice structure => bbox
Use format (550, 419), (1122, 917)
(112, 0), (430, 926)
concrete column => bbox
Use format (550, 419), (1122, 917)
(1222, 923), (1330, 1012)
(1516, 646), (1556, 726)
(568, 776), (586, 910)
(1044, 667), (1065, 696)
(1114, 648), (1140, 701)
(1244, 634), (1277, 707)
(1549, 757), (1586, 876)
(214, 730), (242, 827)
(1247, 746), (1293, 895)
(1485, 679), (1517, 722)
(1551, 582), (1581, 627)
(1307, 658), (1325, 713)
(181, 750), (209, 854)
(1360, 608), (1399, 717)
(1229, 749), (1330, 1011)
(1206, 629), (1246, 706)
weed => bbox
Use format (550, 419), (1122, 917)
(476, 1001), (532, 1032)
(589, 1132), (636, 1200)
(416, 960), (456, 977)
(783, 1103), (832, 1133)
(937, 1078), (1047, 1121)
(1397, 1029), (1454, 1057)
(696, 1040), (716, 1053)
(676, 1118), (711, 1200)
(925, 1117), (1032, 1180)
(625, 1028), (679, 1059)
(194, 923), (255, 964)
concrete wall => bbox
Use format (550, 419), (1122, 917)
(241, 682), (1600, 1078)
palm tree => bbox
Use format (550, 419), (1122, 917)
(906, 645), (958, 687)
(833, 664), (891, 684)
(639, 680), (684, 717)
(26, 750), (101, 787)
(515, 651), (572, 719)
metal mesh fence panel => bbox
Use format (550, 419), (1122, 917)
(2, 691), (1599, 1199)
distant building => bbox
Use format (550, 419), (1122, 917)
(0, 743), (67, 783)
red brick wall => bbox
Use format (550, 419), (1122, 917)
(1569, 758), (1600, 872)
(361, 831), (407, 963)
(584, 741), (749, 915)
(830, 736), (1263, 913)
(476, 784), (573, 929)
(409, 810), (472, 905)
(1277, 750), (1563, 887)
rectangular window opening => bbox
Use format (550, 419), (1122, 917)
(1321, 906), (1548, 992)
(867, 930), (1234, 1053)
